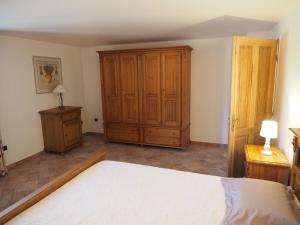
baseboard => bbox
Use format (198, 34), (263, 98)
(7, 151), (44, 170)
(190, 141), (228, 148)
(85, 133), (227, 148)
(83, 132), (104, 135)
(6, 137), (225, 170)
(7, 133), (103, 170)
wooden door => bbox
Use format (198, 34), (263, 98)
(119, 54), (139, 124)
(141, 53), (161, 126)
(161, 51), (181, 127)
(228, 37), (278, 177)
(102, 55), (122, 123)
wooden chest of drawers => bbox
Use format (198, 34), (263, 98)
(39, 106), (82, 154)
(245, 145), (290, 185)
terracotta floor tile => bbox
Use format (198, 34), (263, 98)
(0, 133), (228, 212)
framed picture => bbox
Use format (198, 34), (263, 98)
(33, 56), (63, 94)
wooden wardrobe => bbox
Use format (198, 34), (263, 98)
(98, 46), (192, 149)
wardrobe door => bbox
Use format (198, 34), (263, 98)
(161, 51), (181, 127)
(102, 55), (122, 123)
(228, 37), (278, 177)
(119, 54), (139, 124)
(141, 53), (161, 126)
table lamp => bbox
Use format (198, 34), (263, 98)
(260, 120), (278, 156)
(53, 84), (66, 108)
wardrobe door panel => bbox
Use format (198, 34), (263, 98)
(161, 51), (181, 127)
(102, 55), (122, 123)
(141, 53), (161, 126)
(120, 54), (139, 123)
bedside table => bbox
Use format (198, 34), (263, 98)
(39, 106), (83, 155)
(245, 145), (290, 185)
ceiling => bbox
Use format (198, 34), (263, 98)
(0, 0), (298, 46)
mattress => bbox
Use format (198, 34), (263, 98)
(7, 160), (226, 225)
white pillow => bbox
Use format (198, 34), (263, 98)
(221, 178), (300, 225)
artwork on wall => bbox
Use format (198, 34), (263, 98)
(33, 56), (63, 94)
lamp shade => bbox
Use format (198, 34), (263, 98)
(260, 120), (278, 138)
(53, 84), (66, 94)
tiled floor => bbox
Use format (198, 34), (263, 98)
(0, 133), (227, 212)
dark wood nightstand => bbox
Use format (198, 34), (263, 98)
(39, 106), (82, 155)
(245, 144), (290, 185)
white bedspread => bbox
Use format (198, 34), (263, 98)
(7, 160), (226, 225)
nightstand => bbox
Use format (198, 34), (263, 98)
(245, 144), (290, 185)
(39, 106), (82, 155)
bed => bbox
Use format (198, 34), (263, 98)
(0, 151), (299, 225)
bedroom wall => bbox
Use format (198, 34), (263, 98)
(0, 36), (86, 165)
(81, 38), (232, 144)
(247, 4), (300, 162)
(273, 4), (300, 162)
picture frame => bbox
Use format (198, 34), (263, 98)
(33, 56), (63, 94)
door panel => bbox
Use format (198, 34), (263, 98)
(102, 55), (122, 122)
(254, 46), (276, 127)
(120, 54), (139, 123)
(232, 134), (249, 176)
(229, 37), (278, 177)
(236, 46), (253, 130)
(63, 120), (81, 147)
(161, 51), (181, 126)
(141, 53), (161, 125)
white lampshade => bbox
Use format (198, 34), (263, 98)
(53, 84), (66, 94)
(260, 120), (278, 139)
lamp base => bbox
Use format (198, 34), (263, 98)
(59, 93), (64, 108)
(260, 137), (272, 156)
(261, 149), (272, 156)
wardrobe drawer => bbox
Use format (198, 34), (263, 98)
(144, 128), (180, 138)
(107, 125), (139, 142)
(62, 111), (80, 121)
(145, 135), (180, 147)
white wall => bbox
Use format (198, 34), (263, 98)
(81, 38), (232, 144)
(273, 4), (300, 162)
(0, 36), (86, 165)
(0, 35), (232, 166)
(2, 5), (299, 165)
(247, 4), (300, 162)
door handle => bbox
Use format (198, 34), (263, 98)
(231, 118), (238, 131)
